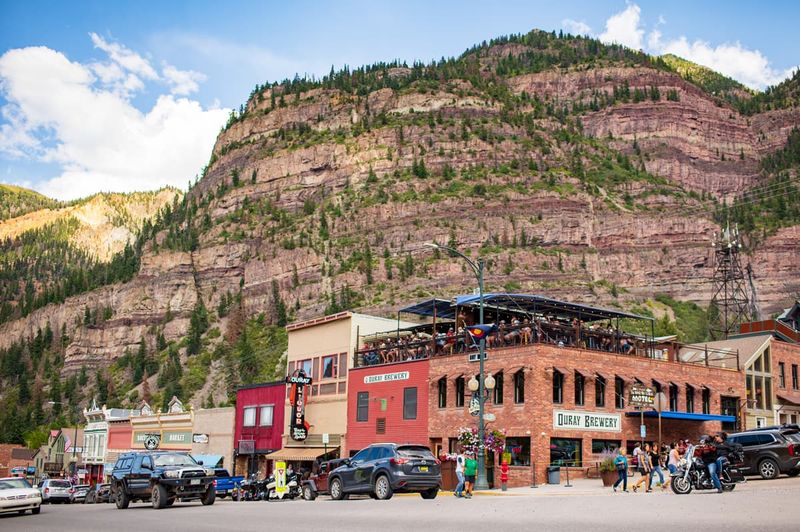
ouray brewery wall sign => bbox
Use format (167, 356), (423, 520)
(286, 370), (312, 441)
(552, 410), (621, 432)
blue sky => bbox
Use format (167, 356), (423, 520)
(0, 0), (798, 200)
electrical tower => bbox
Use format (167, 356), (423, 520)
(709, 224), (754, 339)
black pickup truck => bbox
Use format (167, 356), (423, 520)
(111, 451), (216, 509)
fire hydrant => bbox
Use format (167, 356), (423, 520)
(500, 460), (509, 491)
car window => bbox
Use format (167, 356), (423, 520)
(758, 434), (776, 445)
(364, 446), (382, 462)
(351, 448), (370, 462)
(214, 470), (230, 477)
(732, 434), (758, 447)
(784, 432), (800, 443)
(153, 453), (198, 467)
(0, 478), (32, 489)
(142, 456), (153, 469)
(50, 480), (71, 488)
(397, 446), (436, 459)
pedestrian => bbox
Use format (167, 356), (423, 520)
(632, 442), (642, 476)
(612, 448), (629, 493)
(648, 445), (668, 490)
(667, 442), (681, 475)
(632, 443), (653, 492)
(453, 450), (466, 498)
(463, 451), (477, 498)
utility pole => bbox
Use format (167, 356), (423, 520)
(709, 223), (753, 339)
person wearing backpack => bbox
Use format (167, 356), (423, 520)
(613, 448), (629, 492)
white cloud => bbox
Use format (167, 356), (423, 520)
(599, 3), (644, 50)
(562, 19), (592, 36)
(0, 39), (229, 201)
(162, 63), (206, 95)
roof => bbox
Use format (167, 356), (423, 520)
(454, 293), (652, 321)
(286, 311), (351, 331)
(10, 448), (37, 460)
(777, 391), (800, 406)
(398, 298), (457, 319)
(236, 380), (285, 392)
(264, 447), (336, 462)
(679, 334), (771, 367)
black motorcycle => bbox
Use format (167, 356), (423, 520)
(671, 446), (745, 494)
(236, 474), (269, 501)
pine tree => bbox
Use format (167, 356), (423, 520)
(237, 327), (258, 385)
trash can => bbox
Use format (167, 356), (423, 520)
(547, 466), (560, 484)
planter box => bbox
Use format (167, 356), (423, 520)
(600, 470), (617, 487)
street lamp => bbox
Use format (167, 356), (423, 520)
(423, 242), (490, 490)
(49, 401), (78, 476)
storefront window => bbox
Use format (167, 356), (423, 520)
(591, 439), (620, 454)
(550, 438), (582, 466)
(243, 407), (256, 427)
(595, 376), (605, 407)
(505, 437), (531, 466)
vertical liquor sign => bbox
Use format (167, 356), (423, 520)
(286, 370), (312, 441)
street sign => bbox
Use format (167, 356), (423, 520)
(322, 433), (330, 445)
(630, 384), (655, 407)
(275, 461), (287, 494)
(483, 413), (496, 422)
(640, 424), (647, 438)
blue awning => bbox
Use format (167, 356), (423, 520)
(625, 411), (736, 423)
(190, 454), (223, 467)
(399, 298), (457, 319)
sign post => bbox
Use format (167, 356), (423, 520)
(322, 433), (329, 459)
(629, 384), (655, 447)
(654, 392), (667, 453)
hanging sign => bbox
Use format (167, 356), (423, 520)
(144, 433), (161, 450)
(468, 393), (480, 416)
(629, 384), (655, 407)
(287, 370), (312, 441)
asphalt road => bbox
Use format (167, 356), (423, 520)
(4, 477), (800, 532)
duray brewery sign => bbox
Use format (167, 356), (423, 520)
(286, 370), (312, 441)
(553, 410), (621, 432)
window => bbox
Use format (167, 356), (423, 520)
(493, 372), (504, 405)
(595, 376), (606, 407)
(437, 377), (447, 408)
(720, 396), (739, 432)
(514, 370), (525, 403)
(298, 359), (312, 376)
(591, 439), (621, 454)
(686, 385), (695, 413)
(552, 370), (564, 404)
(779, 362), (786, 388)
(259, 405), (274, 426)
(756, 416), (767, 428)
(651, 380), (662, 394)
(351, 447), (370, 462)
(614, 377), (625, 409)
(357, 392), (369, 422)
(669, 383), (678, 411)
(574, 372), (584, 406)
(243, 407), (256, 427)
(702, 388), (710, 415)
(793, 365), (799, 390)
(504, 437), (531, 466)
(403, 387), (417, 420)
(550, 438), (582, 467)
(322, 355), (338, 379)
(455, 377), (465, 407)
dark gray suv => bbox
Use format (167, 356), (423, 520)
(727, 425), (800, 479)
(328, 444), (441, 500)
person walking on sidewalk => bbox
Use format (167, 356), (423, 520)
(463, 452), (477, 498)
(648, 445), (668, 491)
(667, 442), (681, 475)
(613, 448), (629, 492)
(454, 451), (466, 498)
(632, 443), (653, 492)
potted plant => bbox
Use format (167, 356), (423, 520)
(598, 451), (618, 487)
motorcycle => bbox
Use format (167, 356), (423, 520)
(236, 474), (269, 501)
(671, 444), (745, 495)
(265, 471), (300, 501)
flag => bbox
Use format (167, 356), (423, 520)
(466, 324), (497, 340)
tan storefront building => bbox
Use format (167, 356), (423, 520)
(191, 407), (235, 469)
(129, 398), (193, 451)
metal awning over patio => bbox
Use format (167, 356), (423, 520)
(625, 411), (736, 423)
(398, 298), (457, 319)
(454, 293), (652, 322)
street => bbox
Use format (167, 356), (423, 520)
(4, 477), (800, 532)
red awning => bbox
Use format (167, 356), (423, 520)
(777, 392), (800, 406)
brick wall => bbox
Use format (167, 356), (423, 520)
(428, 344), (745, 487)
(772, 340), (800, 423)
(346, 359), (430, 454)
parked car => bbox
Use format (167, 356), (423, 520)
(302, 459), (348, 501)
(70, 484), (90, 504)
(212, 469), (244, 499)
(85, 483), (114, 504)
(111, 451), (216, 509)
(38, 479), (73, 504)
(0, 477), (42, 516)
(328, 444), (441, 501)
(727, 424), (800, 479)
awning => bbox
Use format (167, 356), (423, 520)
(190, 454), (223, 467)
(777, 392), (800, 406)
(552, 366), (567, 374)
(625, 411), (736, 423)
(399, 298), (457, 319)
(265, 447), (337, 462)
(595, 371), (608, 380)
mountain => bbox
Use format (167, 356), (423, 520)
(0, 29), (798, 443)
(659, 53), (752, 102)
(0, 184), (59, 221)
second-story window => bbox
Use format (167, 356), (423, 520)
(574, 371), (584, 406)
(243, 407), (256, 427)
(322, 355), (338, 379)
(686, 385), (695, 413)
(514, 370), (525, 403)
(438, 377), (447, 408)
(669, 383), (679, 411)
(778, 362), (786, 388)
(702, 387), (710, 415)
(552, 370), (563, 404)
(455, 377), (465, 407)
(615, 377), (625, 409)
(595, 375), (606, 407)
(493, 372), (504, 404)
(259, 405), (274, 426)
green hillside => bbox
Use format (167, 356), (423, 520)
(0, 184), (59, 221)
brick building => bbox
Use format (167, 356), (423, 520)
(773, 340), (800, 424)
(346, 359), (430, 455)
(428, 342), (744, 487)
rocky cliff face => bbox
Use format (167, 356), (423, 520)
(0, 34), (798, 393)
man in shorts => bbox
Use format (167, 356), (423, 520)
(463, 451), (477, 498)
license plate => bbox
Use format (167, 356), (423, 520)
(419, 466), (428, 472)
(191, 479), (201, 485)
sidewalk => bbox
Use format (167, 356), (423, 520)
(429, 478), (667, 497)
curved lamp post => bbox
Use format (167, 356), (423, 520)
(423, 242), (490, 490)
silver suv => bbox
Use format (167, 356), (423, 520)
(38, 479), (73, 503)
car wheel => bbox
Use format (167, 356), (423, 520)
(329, 478), (345, 501)
(787, 469), (799, 477)
(420, 487), (438, 500)
(368, 492), (378, 499)
(152, 484), (168, 509)
(165, 497), (175, 507)
(115, 486), (130, 509)
(758, 458), (780, 480)
(201, 486), (216, 506)
(32, 505), (41, 515)
(374, 475), (393, 500)
(302, 485), (316, 501)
